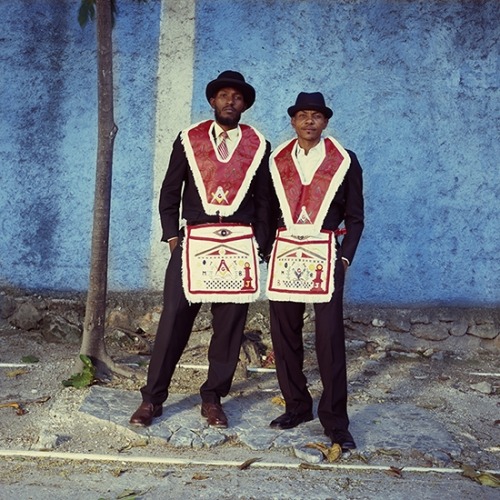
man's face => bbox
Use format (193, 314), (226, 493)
(291, 110), (329, 143)
(210, 87), (247, 128)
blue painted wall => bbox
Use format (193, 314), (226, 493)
(193, 0), (500, 306)
(0, 0), (160, 291)
(1, 0), (498, 307)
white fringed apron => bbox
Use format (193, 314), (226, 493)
(266, 228), (336, 303)
(182, 223), (260, 303)
(266, 136), (350, 303)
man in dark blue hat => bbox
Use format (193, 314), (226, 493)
(130, 71), (272, 429)
(266, 92), (364, 451)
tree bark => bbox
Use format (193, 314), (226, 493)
(78, 0), (126, 378)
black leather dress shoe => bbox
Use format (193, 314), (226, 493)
(325, 429), (357, 451)
(129, 402), (163, 427)
(270, 411), (314, 430)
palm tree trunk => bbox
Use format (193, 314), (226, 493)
(78, 0), (124, 378)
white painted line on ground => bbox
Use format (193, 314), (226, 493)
(0, 449), (498, 475)
(171, 364), (276, 373)
(0, 363), (32, 368)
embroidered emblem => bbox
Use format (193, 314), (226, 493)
(296, 205), (312, 224)
(215, 250), (232, 277)
(242, 263), (253, 290)
(311, 264), (324, 291)
(211, 186), (229, 204)
(214, 228), (232, 237)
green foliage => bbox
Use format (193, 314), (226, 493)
(78, 0), (119, 28)
(21, 355), (39, 363)
(78, 0), (96, 28)
(62, 355), (96, 388)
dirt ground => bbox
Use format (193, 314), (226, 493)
(0, 319), (499, 499)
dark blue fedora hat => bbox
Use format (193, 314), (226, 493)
(287, 92), (333, 118)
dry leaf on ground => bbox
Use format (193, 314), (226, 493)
(384, 466), (404, 478)
(118, 438), (149, 453)
(262, 350), (275, 368)
(271, 396), (286, 406)
(239, 457), (261, 470)
(192, 473), (210, 480)
(462, 465), (500, 487)
(5, 369), (29, 378)
(306, 442), (342, 462)
(299, 463), (324, 470)
(0, 401), (27, 415)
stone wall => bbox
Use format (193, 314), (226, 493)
(1, 289), (498, 358)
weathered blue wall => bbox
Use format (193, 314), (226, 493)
(193, 0), (500, 306)
(1, 0), (498, 307)
(0, 0), (160, 290)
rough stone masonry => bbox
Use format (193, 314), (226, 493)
(1, 289), (498, 358)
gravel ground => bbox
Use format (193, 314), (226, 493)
(0, 321), (499, 499)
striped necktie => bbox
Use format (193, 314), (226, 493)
(217, 131), (229, 159)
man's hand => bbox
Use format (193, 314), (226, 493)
(169, 237), (179, 253)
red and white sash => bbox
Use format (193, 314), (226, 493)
(266, 137), (350, 302)
(181, 120), (266, 217)
(269, 137), (350, 236)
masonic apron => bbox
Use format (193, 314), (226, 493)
(266, 137), (350, 303)
(180, 120), (266, 303)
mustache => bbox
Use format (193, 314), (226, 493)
(214, 108), (241, 127)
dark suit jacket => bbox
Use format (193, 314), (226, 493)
(159, 132), (273, 257)
(270, 149), (364, 265)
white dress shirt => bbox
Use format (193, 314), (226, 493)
(293, 138), (326, 185)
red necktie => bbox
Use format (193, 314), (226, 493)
(217, 131), (229, 159)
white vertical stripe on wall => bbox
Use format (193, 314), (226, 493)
(149, 0), (196, 288)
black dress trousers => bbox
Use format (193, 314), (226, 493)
(140, 243), (248, 406)
(269, 257), (349, 431)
